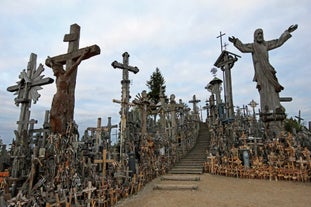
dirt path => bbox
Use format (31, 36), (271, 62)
(115, 174), (311, 207)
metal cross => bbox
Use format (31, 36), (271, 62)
(216, 31), (226, 52)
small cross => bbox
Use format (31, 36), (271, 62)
(216, 31), (226, 52)
(295, 110), (304, 124)
(82, 181), (96, 207)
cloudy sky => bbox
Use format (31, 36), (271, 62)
(0, 0), (310, 145)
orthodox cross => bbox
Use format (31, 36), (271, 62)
(7, 53), (53, 145)
(45, 23), (100, 134)
(112, 52), (139, 161)
(216, 31), (226, 52)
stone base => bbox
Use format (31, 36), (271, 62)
(260, 112), (286, 139)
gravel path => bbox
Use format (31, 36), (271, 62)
(115, 174), (311, 207)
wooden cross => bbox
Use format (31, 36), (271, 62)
(133, 90), (152, 136)
(112, 52), (139, 161)
(82, 181), (96, 207)
(45, 23), (100, 134)
(106, 117), (118, 150)
(87, 117), (118, 151)
(7, 53), (53, 144)
(94, 149), (115, 180)
(295, 110), (304, 124)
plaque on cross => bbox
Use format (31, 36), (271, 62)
(45, 23), (100, 134)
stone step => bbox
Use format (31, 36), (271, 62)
(169, 169), (203, 174)
(161, 175), (200, 181)
(153, 184), (198, 190)
(169, 170), (203, 174)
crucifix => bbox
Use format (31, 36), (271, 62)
(45, 23), (100, 135)
(112, 52), (139, 161)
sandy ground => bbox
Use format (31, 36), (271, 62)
(115, 174), (311, 207)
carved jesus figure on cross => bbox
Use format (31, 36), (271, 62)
(46, 48), (90, 134)
(45, 24), (100, 135)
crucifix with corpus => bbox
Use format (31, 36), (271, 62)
(45, 23), (100, 135)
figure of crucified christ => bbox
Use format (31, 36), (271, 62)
(46, 48), (90, 134)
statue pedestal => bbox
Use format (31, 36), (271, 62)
(260, 112), (286, 139)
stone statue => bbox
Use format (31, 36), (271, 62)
(46, 48), (90, 134)
(229, 24), (298, 113)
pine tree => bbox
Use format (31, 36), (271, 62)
(146, 67), (166, 105)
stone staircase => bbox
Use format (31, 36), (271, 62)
(154, 123), (210, 191)
(169, 123), (210, 174)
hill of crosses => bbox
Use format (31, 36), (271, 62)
(1, 23), (311, 207)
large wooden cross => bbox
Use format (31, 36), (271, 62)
(112, 52), (139, 161)
(45, 24), (100, 134)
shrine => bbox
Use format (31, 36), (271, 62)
(1, 23), (311, 207)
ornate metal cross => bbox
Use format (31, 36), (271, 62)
(7, 53), (54, 143)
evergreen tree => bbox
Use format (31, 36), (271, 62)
(146, 67), (166, 105)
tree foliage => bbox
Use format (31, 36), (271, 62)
(284, 117), (302, 133)
(146, 68), (166, 104)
